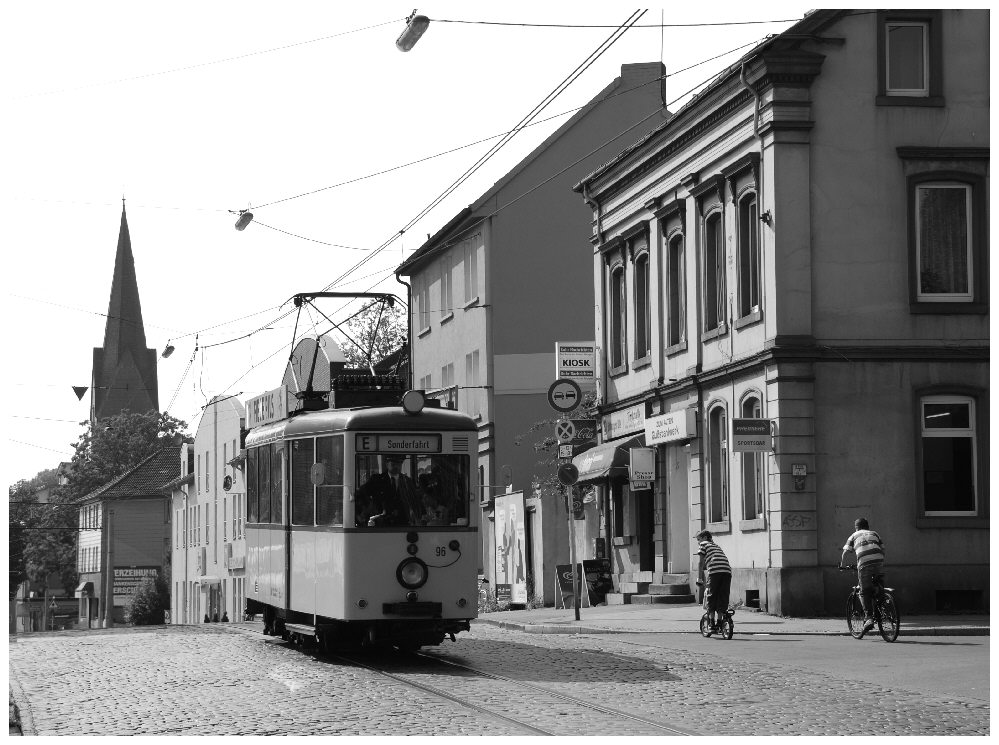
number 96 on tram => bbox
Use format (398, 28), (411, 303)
(243, 388), (479, 652)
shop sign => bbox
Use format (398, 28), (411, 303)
(601, 404), (645, 440)
(645, 408), (697, 444)
(629, 447), (655, 489)
(246, 385), (288, 428)
(555, 341), (596, 391)
(732, 418), (773, 452)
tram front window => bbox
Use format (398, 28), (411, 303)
(355, 454), (469, 528)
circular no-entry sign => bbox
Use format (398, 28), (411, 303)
(547, 378), (582, 413)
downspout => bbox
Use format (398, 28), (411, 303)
(740, 62), (772, 612)
(395, 273), (414, 391)
(692, 374), (706, 603)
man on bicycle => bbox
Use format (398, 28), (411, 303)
(839, 517), (885, 632)
(695, 530), (731, 631)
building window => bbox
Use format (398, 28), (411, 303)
(416, 277), (431, 330)
(703, 211), (725, 333)
(441, 362), (454, 391)
(877, 10), (942, 106)
(465, 349), (481, 417)
(196, 454), (201, 494)
(920, 395), (977, 516)
(419, 374), (432, 391)
(440, 254), (453, 318)
(609, 263), (627, 372)
(707, 405), (729, 525)
(634, 249), (651, 362)
(462, 233), (480, 303)
(666, 234), (686, 349)
(915, 182), (972, 302)
(737, 192), (761, 318)
(741, 397), (765, 522)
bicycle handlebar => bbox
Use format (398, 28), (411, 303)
(838, 565), (856, 571)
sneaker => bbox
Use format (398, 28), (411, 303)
(863, 617), (876, 632)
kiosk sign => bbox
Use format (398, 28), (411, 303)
(555, 341), (596, 391)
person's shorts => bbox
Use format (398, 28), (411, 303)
(704, 572), (732, 614)
(858, 563), (885, 595)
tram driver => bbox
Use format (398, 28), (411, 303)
(356, 455), (420, 527)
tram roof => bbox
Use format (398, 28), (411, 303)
(245, 405), (477, 447)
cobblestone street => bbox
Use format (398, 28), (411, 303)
(9, 623), (989, 736)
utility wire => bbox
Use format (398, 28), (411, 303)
(431, 17), (804, 28)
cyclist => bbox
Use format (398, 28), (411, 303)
(695, 530), (731, 632)
(839, 517), (885, 632)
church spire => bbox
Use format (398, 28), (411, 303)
(91, 204), (159, 423)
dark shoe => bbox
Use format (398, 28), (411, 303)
(863, 617), (876, 632)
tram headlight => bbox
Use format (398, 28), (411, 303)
(396, 557), (429, 589)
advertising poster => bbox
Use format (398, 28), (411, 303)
(494, 492), (527, 604)
(113, 566), (159, 606)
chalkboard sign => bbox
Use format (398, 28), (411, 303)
(582, 558), (614, 606)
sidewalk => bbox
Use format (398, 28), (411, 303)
(475, 602), (989, 636)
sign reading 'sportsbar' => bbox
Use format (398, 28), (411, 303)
(732, 418), (773, 452)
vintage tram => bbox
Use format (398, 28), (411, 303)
(243, 377), (479, 650)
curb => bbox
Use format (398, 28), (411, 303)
(475, 619), (989, 637)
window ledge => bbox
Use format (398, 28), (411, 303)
(706, 521), (731, 535)
(700, 324), (727, 343)
(665, 339), (687, 357)
(473, 413), (483, 422)
(915, 516), (988, 529)
(607, 363), (628, 378)
(632, 355), (652, 370)
(876, 95), (945, 107)
(462, 296), (480, 310)
(612, 536), (635, 546)
(739, 517), (766, 532)
(910, 302), (988, 315)
(440, 311), (455, 325)
(733, 310), (762, 330)
(417, 325), (432, 339)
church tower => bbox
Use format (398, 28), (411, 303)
(90, 204), (159, 423)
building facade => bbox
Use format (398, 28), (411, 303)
(396, 63), (670, 604)
(573, 9), (988, 615)
(75, 448), (177, 625)
(170, 396), (247, 625)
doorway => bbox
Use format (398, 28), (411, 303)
(665, 444), (691, 573)
(636, 488), (655, 571)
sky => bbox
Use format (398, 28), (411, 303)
(2, 1), (821, 485)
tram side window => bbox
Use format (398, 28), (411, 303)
(270, 444), (282, 524)
(247, 448), (259, 523)
(316, 435), (344, 526)
(291, 439), (315, 525)
(258, 444), (272, 524)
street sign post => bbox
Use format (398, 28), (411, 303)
(556, 462), (581, 621)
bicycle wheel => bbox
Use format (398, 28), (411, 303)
(720, 614), (734, 640)
(876, 592), (900, 642)
(846, 593), (866, 639)
(700, 613), (713, 637)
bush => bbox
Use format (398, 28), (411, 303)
(124, 574), (169, 625)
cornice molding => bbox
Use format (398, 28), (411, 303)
(896, 146), (990, 161)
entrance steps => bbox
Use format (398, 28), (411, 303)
(605, 572), (696, 606)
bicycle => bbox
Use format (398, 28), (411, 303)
(839, 565), (900, 642)
(695, 579), (735, 639)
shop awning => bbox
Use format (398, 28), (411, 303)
(74, 581), (94, 598)
(572, 434), (645, 484)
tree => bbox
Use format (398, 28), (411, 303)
(9, 471), (75, 599)
(124, 573), (169, 625)
(338, 302), (407, 370)
(62, 410), (188, 503)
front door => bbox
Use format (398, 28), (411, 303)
(666, 444), (691, 573)
(636, 488), (655, 571)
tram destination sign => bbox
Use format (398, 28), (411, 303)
(355, 434), (443, 453)
(246, 385), (289, 428)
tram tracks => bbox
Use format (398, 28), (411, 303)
(324, 648), (697, 736)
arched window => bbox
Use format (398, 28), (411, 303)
(703, 211), (725, 331)
(737, 192), (761, 318)
(634, 250), (651, 361)
(609, 264), (627, 371)
(741, 396), (765, 521)
(708, 404), (729, 524)
(666, 233), (686, 348)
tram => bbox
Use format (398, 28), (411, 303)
(243, 376), (479, 651)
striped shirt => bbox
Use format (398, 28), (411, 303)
(843, 529), (884, 569)
(697, 540), (731, 576)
